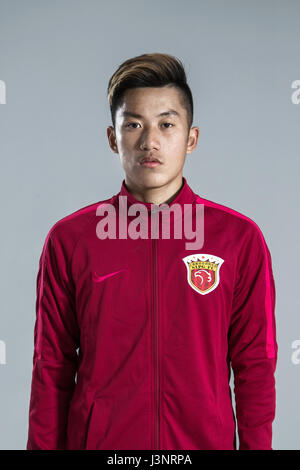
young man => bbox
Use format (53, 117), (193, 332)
(26, 53), (278, 450)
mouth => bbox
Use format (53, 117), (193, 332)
(139, 157), (162, 167)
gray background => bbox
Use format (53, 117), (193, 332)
(0, 0), (299, 450)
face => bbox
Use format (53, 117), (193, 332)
(107, 86), (199, 192)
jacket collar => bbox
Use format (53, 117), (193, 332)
(113, 176), (197, 214)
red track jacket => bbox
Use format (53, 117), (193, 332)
(26, 176), (278, 450)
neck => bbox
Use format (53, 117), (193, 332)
(124, 175), (184, 206)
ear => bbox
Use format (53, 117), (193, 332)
(186, 126), (200, 154)
(107, 126), (119, 153)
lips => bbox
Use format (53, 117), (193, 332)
(140, 157), (161, 164)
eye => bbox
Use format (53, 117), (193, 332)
(162, 122), (174, 128)
(126, 122), (141, 128)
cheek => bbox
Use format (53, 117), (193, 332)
(167, 134), (187, 151)
(168, 142), (187, 162)
(122, 133), (138, 146)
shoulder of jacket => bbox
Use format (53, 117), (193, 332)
(195, 194), (265, 240)
(43, 196), (114, 251)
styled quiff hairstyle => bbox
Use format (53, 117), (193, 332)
(107, 52), (194, 133)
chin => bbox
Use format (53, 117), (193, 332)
(135, 172), (170, 189)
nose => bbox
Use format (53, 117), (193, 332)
(139, 128), (160, 151)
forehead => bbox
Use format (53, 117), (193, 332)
(116, 86), (185, 119)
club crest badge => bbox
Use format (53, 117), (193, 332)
(182, 253), (225, 295)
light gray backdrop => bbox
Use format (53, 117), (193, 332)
(0, 0), (299, 450)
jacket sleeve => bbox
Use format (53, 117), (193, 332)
(228, 224), (278, 450)
(26, 228), (80, 450)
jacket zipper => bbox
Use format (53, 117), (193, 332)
(153, 237), (160, 449)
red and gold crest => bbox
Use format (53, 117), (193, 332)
(182, 253), (224, 295)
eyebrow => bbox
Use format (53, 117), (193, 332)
(122, 109), (180, 119)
